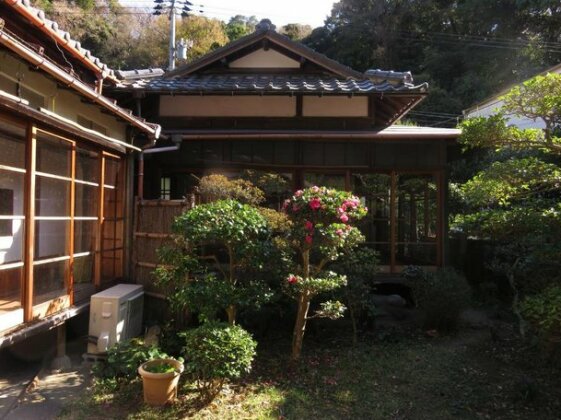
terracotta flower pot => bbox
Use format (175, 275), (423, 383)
(138, 358), (184, 406)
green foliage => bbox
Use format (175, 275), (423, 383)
(280, 23), (312, 41)
(197, 174), (265, 205)
(520, 286), (561, 339)
(143, 362), (178, 374)
(157, 200), (273, 324)
(182, 322), (257, 396)
(406, 267), (471, 333)
(224, 15), (258, 41)
(95, 338), (171, 379)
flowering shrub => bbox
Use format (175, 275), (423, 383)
(282, 186), (367, 360)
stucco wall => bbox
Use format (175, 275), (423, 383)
(303, 96), (368, 117)
(160, 95), (297, 117)
(229, 48), (300, 69)
(0, 53), (128, 140)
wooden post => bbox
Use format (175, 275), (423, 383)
(68, 142), (76, 305)
(23, 125), (36, 321)
(94, 155), (105, 289)
(436, 171), (445, 267)
(390, 171), (397, 273)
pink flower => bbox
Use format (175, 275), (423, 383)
(295, 190), (303, 197)
(309, 198), (322, 210)
(305, 220), (314, 231)
(336, 229), (344, 236)
(364, 206), (368, 212)
(305, 235), (313, 244)
(282, 199), (290, 210)
(340, 214), (349, 223)
(311, 186), (320, 193)
(288, 275), (298, 284)
(292, 204), (300, 212)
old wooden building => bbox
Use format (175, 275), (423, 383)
(0, 1), (159, 341)
(111, 20), (460, 274)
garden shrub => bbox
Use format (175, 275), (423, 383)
(406, 267), (471, 333)
(197, 174), (265, 205)
(331, 246), (379, 345)
(520, 286), (561, 341)
(182, 322), (257, 398)
(95, 338), (170, 380)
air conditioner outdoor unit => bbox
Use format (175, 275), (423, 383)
(87, 284), (144, 355)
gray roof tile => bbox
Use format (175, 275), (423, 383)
(115, 74), (428, 94)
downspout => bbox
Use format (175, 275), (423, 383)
(137, 136), (183, 199)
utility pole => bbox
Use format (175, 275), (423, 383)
(153, 0), (200, 71)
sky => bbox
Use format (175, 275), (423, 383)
(120, 0), (337, 28)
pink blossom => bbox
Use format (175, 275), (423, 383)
(364, 207), (368, 212)
(336, 229), (344, 236)
(292, 204), (300, 212)
(305, 235), (313, 244)
(282, 199), (290, 210)
(288, 275), (298, 284)
(309, 198), (322, 210)
(340, 214), (349, 223)
(337, 207), (345, 215)
(305, 220), (314, 231)
(311, 186), (320, 193)
(295, 190), (303, 197)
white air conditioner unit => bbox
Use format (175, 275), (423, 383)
(88, 284), (144, 354)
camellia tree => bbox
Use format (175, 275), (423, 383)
(282, 186), (368, 360)
(156, 200), (273, 325)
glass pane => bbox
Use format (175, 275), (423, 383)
(353, 173), (391, 243)
(0, 267), (22, 314)
(0, 118), (25, 168)
(302, 143), (323, 166)
(304, 173), (346, 190)
(396, 174), (438, 244)
(232, 142), (252, 163)
(73, 254), (94, 285)
(0, 170), (24, 215)
(347, 143), (369, 166)
(395, 244), (437, 266)
(35, 220), (69, 259)
(325, 143), (345, 166)
(33, 260), (67, 305)
(74, 220), (96, 254)
(36, 176), (70, 216)
(36, 132), (71, 177)
(203, 141), (223, 162)
(76, 148), (99, 183)
(0, 219), (24, 264)
(253, 142), (274, 164)
(75, 183), (98, 217)
(274, 141), (295, 165)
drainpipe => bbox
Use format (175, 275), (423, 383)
(137, 135), (182, 199)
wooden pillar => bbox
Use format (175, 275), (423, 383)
(23, 125), (36, 321)
(94, 155), (105, 289)
(68, 143), (76, 305)
(436, 171), (444, 267)
(390, 171), (397, 273)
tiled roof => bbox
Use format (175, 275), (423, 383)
(6, 0), (117, 80)
(115, 68), (165, 81)
(116, 74), (428, 94)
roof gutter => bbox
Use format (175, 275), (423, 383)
(0, 28), (160, 140)
(5, 0), (119, 83)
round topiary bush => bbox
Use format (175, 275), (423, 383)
(182, 322), (257, 399)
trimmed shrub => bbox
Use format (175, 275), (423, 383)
(407, 267), (471, 333)
(182, 322), (257, 398)
(521, 286), (561, 340)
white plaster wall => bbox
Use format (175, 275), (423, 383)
(160, 95), (297, 117)
(303, 96), (368, 117)
(0, 53), (128, 140)
(229, 48), (300, 69)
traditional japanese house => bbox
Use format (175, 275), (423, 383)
(111, 20), (460, 275)
(0, 1), (160, 342)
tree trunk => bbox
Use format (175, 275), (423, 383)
(291, 293), (310, 361)
(226, 305), (237, 325)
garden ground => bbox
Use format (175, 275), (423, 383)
(59, 310), (561, 420)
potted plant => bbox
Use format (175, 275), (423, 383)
(138, 357), (184, 406)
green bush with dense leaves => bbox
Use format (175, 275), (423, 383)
(521, 286), (561, 340)
(182, 322), (257, 397)
(95, 338), (171, 379)
(405, 267), (471, 333)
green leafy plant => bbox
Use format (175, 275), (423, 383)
(95, 338), (171, 380)
(197, 174), (265, 205)
(181, 322), (257, 399)
(282, 186), (368, 360)
(331, 246), (379, 345)
(156, 199), (273, 325)
(406, 267), (471, 333)
(521, 286), (561, 340)
(143, 361), (179, 374)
